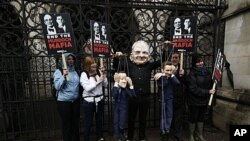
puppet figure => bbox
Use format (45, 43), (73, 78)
(154, 62), (180, 141)
(115, 40), (170, 141)
(112, 72), (135, 141)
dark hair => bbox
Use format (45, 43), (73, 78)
(191, 53), (203, 67)
(162, 61), (172, 69)
(67, 54), (76, 60)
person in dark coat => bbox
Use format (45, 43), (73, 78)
(115, 40), (170, 141)
(100, 25), (107, 40)
(186, 54), (215, 141)
(56, 15), (68, 33)
(170, 53), (186, 141)
(112, 72), (135, 141)
(154, 62), (180, 141)
(183, 18), (193, 34)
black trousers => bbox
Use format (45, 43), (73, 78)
(127, 95), (150, 140)
(57, 99), (80, 141)
(171, 103), (185, 140)
(188, 105), (207, 123)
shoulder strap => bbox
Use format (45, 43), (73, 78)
(82, 69), (101, 79)
(83, 70), (90, 79)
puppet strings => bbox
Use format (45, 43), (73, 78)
(159, 44), (166, 132)
(116, 56), (130, 77)
(159, 41), (175, 132)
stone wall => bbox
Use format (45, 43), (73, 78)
(213, 88), (250, 132)
(213, 0), (250, 132)
(222, 0), (250, 89)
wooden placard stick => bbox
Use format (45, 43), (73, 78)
(180, 51), (184, 70)
(100, 57), (104, 68)
(208, 81), (217, 106)
(57, 50), (68, 80)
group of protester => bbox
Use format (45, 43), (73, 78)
(53, 40), (215, 141)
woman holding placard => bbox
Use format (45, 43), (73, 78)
(53, 53), (81, 141)
(186, 54), (215, 141)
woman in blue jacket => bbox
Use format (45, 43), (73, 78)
(53, 53), (81, 141)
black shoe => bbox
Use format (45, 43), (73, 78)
(173, 135), (184, 141)
(161, 135), (166, 141)
(98, 137), (105, 141)
(122, 132), (127, 140)
(161, 129), (170, 135)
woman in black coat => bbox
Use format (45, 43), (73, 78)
(186, 54), (215, 141)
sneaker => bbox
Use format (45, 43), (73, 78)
(98, 137), (105, 141)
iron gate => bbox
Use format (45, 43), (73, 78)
(0, 0), (227, 140)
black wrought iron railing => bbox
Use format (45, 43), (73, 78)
(0, 0), (227, 140)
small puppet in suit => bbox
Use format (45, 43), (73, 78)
(112, 72), (135, 141)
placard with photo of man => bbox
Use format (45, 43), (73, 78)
(40, 13), (76, 55)
(90, 20), (110, 57)
(170, 16), (197, 52)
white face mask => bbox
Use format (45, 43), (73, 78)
(130, 45), (150, 65)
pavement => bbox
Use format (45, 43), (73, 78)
(85, 126), (229, 141)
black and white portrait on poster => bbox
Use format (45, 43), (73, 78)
(40, 13), (76, 55)
(90, 20), (110, 57)
(170, 16), (197, 52)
